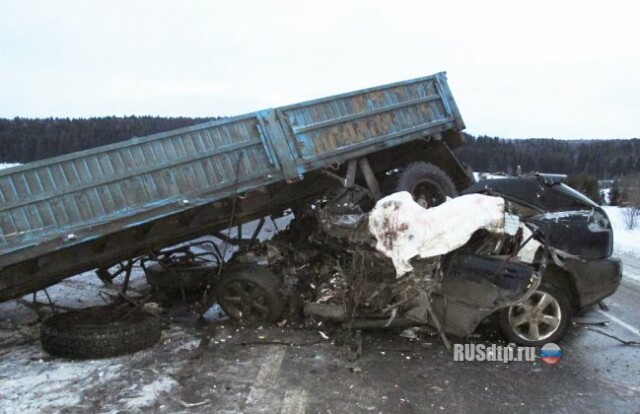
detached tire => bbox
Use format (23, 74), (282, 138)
(498, 279), (573, 346)
(396, 162), (458, 208)
(216, 265), (284, 325)
(41, 307), (162, 359)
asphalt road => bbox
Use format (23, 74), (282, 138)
(159, 272), (640, 414)
(1, 246), (639, 413)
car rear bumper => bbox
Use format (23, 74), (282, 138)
(566, 257), (622, 308)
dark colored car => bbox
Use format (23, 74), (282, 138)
(463, 173), (622, 346)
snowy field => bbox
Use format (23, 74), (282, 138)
(603, 207), (640, 256)
(603, 206), (640, 285)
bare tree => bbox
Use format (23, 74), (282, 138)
(622, 172), (640, 230)
(623, 207), (640, 230)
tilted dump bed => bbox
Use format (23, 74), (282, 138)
(0, 72), (466, 300)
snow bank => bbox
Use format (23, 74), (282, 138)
(602, 206), (640, 285)
(603, 206), (640, 256)
(369, 192), (505, 276)
(0, 163), (21, 170)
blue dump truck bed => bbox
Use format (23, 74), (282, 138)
(0, 72), (470, 301)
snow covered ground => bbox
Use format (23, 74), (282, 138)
(603, 207), (640, 256)
(603, 206), (640, 285)
(0, 163), (21, 170)
(0, 269), (200, 413)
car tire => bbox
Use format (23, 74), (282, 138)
(498, 279), (573, 346)
(41, 307), (162, 359)
(395, 162), (458, 208)
(216, 264), (284, 325)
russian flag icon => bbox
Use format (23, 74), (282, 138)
(540, 343), (562, 365)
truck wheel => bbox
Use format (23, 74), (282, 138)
(41, 307), (162, 359)
(216, 265), (284, 324)
(498, 280), (572, 346)
(396, 162), (458, 208)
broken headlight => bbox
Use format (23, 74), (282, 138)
(588, 210), (610, 232)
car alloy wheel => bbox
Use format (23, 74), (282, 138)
(507, 290), (562, 342)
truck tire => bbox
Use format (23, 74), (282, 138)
(498, 279), (573, 346)
(396, 162), (458, 208)
(216, 265), (284, 324)
(41, 307), (162, 359)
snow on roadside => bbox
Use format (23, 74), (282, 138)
(0, 349), (123, 412)
(0, 163), (21, 170)
(603, 206), (640, 284)
(0, 321), (193, 413)
(125, 376), (180, 410)
(0, 309), (195, 413)
(0, 268), (195, 413)
(602, 207), (640, 256)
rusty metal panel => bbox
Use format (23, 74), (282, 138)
(0, 115), (283, 264)
(278, 72), (461, 170)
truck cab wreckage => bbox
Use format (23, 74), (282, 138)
(0, 73), (621, 358)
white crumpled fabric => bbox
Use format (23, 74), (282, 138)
(368, 192), (506, 277)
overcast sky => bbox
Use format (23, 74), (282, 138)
(0, 0), (638, 139)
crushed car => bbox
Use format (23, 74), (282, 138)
(462, 173), (622, 345)
(161, 172), (620, 348)
(30, 168), (623, 359)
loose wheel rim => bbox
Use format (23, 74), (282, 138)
(508, 291), (562, 342)
(411, 180), (448, 208)
(219, 280), (271, 322)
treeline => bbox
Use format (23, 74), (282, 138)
(1, 117), (638, 182)
(0, 116), (217, 163)
(454, 135), (640, 179)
